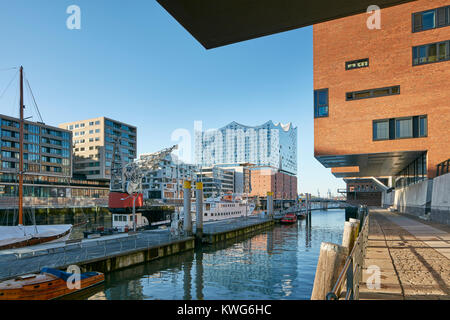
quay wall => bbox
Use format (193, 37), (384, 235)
(430, 173), (450, 225)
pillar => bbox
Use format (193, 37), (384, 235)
(342, 221), (358, 253)
(183, 181), (192, 235)
(195, 182), (203, 240)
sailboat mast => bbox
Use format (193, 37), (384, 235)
(18, 66), (24, 226)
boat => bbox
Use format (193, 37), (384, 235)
(182, 194), (256, 222)
(0, 67), (72, 251)
(280, 213), (298, 224)
(0, 268), (104, 300)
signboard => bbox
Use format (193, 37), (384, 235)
(346, 58), (369, 70)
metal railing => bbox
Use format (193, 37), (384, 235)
(326, 206), (370, 300)
(436, 159), (450, 177)
(0, 230), (189, 281)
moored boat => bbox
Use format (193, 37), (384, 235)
(280, 213), (297, 224)
(0, 268), (104, 300)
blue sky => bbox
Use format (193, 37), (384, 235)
(0, 0), (344, 196)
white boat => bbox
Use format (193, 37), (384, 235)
(181, 194), (256, 223)
(0, 225), (72, 250)
(0, 66), (73, 250)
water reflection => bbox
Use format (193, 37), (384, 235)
(85, 209), (345, 300)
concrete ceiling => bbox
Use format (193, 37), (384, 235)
(316, 150), (426, 178)
(156, 0), (417, 49)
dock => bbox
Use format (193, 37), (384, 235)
(0, 215), (274, 281)
(359, 209), (450, 300)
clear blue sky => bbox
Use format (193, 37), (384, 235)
(0, 0), (344, 196)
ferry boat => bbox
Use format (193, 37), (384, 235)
(0, 268), (104, 300)
(182, 194), (256, 222)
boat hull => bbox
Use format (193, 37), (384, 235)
(0, 273), (104, 300)
(0, 226), (72, 251)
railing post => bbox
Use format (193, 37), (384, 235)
(346, 259), (354, 300)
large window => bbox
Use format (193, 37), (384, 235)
(395, 153), (427, 189)
(413, 40), (450, 66)
(395, 118), (413, 139)
(373, 115), (427, 141)
(347, 86), (400, 101)
(413, 6), (450, 32)
(373, 120), (389, 140)
(314, 89), (329, 118)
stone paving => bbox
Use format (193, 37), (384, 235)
(359, 209), (450, 300)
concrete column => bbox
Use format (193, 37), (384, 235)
(183, 181), (192, 235)
(349, 218), (360, 236)
(195, 182), (203, 240)
(311, 242), (348, 300)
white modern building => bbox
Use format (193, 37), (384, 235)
(141, 153), (198, 202)
(195, 121), (297, 175)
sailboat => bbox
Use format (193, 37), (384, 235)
(0, 66), (72, 251)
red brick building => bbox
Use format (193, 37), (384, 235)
(249, 168), (298, 200)
(314, 0), (450, 188)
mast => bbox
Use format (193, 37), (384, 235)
(18, 66), (24, 226)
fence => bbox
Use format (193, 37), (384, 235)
(0, 230), (188, 281)
(326, 206), (370, 300)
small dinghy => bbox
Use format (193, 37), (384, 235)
(0, 268), (104, 300)
(280, 213), (298, 224)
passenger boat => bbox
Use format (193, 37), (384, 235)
(280, 213), (298, 224)
(0, 268), (104, 300)
(182, 194), (256, 222)
(0, 67), (72, 251)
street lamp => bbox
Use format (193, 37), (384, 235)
(120, 193), (138, 232)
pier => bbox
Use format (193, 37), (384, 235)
(0, 215), (274, 281)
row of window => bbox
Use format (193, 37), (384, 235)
(413, 5), (450, 33)
(413, 40), (450, 66)
(395, 153), (427, 189)
(346, 86), (400, 101)
(74, 129), (100, 136)
(373, 115), (427, 141)
(67, 120), (100, 130)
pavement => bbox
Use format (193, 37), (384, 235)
(359, 209), (450, 300)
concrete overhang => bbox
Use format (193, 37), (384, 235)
(316, 150), (426, 178)
(156, 0), (417, 49)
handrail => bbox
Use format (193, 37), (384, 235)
(436, 159), (450, 177)
(326, 206), (370, 300)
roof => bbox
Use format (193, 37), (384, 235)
(157, 0), (416, 49)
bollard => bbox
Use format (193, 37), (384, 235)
(349, 218), (360, 237)
(342, 221), (359, 253)
(195, 182), (204, 241)
(183, 181), (192, 235)
(267, 192), (274, 217)
(311, 242), (348, 300)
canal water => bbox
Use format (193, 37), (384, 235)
(79, 209), (345, 300)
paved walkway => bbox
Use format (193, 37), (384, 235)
(360, 209), (450, 300)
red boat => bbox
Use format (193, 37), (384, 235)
(280, 213), (298, 224)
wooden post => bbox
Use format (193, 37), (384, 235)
(183, 181), (192, 235)
(195, 182), (203, 240)
(311, 242), (348, 300)
(349, 218), (360, 237)
(342, 221), (358, 253)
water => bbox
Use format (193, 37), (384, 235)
(80, 209), (345, 300)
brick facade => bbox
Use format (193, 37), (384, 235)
(314, 0), (450, 178)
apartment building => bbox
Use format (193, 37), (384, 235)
(59, 117), (137, 181)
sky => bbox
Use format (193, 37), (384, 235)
(0, 0), (345, 197)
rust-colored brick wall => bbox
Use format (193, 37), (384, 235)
(314, 0), (450, 178)
(250, 169), (298, 199)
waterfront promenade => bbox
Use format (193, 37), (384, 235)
(360, 209), (450, 300)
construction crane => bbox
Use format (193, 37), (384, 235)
(108, 137), (178, 213)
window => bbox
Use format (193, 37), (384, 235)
(395, 118), (413, 139)
(373, 115), (427, 141)
(413, 40), (450, 66)
(314, 89), (329, 118)
(413, 6), (450, 32)
(347, 86), (400, 101)
(373, 120), (389, 140)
